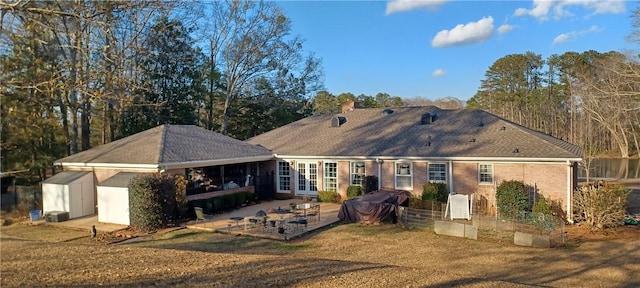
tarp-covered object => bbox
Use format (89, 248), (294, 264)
(338, 190), (411, 224)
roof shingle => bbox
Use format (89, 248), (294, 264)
(246, 107), (583, 160)
(55, 125), (273, 167)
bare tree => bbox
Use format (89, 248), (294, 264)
(574, 52), (640, 158)
(206, 0), (309, 135)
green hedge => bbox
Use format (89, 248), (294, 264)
(318, 191), (338, 203)
(496, 180), (529, 219)
(189, 191), (253, 215)
(347, 186), (362, 199)
(422, 182), (448, 203)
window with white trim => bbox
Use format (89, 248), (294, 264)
(323, 162), (338, 192)
(428, 163), (447, 183)
(395, 162), (413, 190)
(277, 161), (291, 191)
(479, 163), (493, 184)
(350, 161), (366, 186)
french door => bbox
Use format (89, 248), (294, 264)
(296, 162), (318, 195)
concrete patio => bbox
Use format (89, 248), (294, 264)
(185, 199), (343, 240)
(39, 199), (343, 241)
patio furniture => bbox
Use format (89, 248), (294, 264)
(288, 218), (307, 232)
(266, 219), (277, 233)
(194, 207), (206, 226)
(305, 204), (320, 223)
(230, 216), (244, 229)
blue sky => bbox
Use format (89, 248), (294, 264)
(277, 0), (638, 102)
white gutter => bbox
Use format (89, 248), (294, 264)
(448, 160), (453, 194)
(566, 160), (573, 223)
(56, 155), (275, 171)
(274, 155), (582, 163)
(376, 157), (382, 189)
(54, 162), (160, 169)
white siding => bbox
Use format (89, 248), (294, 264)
(96, 186), (130, 225)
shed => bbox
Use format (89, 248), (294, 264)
(97, 172), (147, 225)
(42, 171), (95, 219)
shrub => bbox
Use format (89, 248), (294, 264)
(212, 197), (224, 213)
(364, 175), (378, 193)
(174, 175), (188, 219)
(204, 199), (214, 214)
(532, 196), (553, 215)
(574, 183), (630, 231)
(318, 191), (337, 203)
(528, 197), (560, 232)
(422, 182), (448, 203)
(129, 174), (164, 232)
(235, 191), (247, 207)
(409, 196), (425, 209)
(347, 186), (362, 199)
(495, 180), (529, 219)
(158, 173), (178, 223)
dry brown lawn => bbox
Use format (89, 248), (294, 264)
(1, 222), (639, 287)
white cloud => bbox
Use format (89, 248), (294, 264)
(514, 0), (626, 21)
(385, 0), (448, 15)
(431, 16), (494, 48)
(552, 33), (570, 45)
(552, 25), (603, 45)
(497, 24), (515, 34)
(432, 69), (447, 77)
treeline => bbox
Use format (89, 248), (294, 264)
(1, 0), (323, 181)
(2, 0), (638, 184)
(467, 50), (640, 159)
(310, 92), (465, 114)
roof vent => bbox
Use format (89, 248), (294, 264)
(501, 126), (506, 131)
(382, 108), (394, 115)
(421, 112), (436, 125)
(330, 116), (346, 127)
(479, 121), (484, 127)
(470, 138), (476, 143)
(513, 148), (519, 153)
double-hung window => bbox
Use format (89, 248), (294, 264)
(428, 163), (447, 183)
(277, 161), (291, 191)
(479, 163), (493, 184)
(323, 162), (338, 192)
(395, 162), (413, 190)
(350, 161), (366, 186)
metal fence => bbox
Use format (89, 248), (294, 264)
(398, 197), (566, 246)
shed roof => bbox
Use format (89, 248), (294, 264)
(41, 171), (91, 185)
(98, 172), (149, 188)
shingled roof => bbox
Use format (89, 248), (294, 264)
(246, 106), (583, 161)
(55, 125), (273, 169)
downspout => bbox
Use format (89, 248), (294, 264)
(448, 160), (453, 194)
(376, 158), (382, 189)
(566, 160), (573, 223)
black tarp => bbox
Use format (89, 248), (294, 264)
(338, 190), (411, 224)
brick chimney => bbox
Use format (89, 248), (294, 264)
(341, 101), (360, 113)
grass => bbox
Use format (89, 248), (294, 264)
(1, 223), (89, 242)
(274, 242), (312, 250)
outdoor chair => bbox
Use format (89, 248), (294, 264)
(194, 207), (206, 226)
(248, 210), (268, 230)
(306, 204), (320, 223)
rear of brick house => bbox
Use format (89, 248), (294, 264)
(247, 104), (582, 221)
